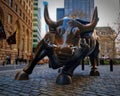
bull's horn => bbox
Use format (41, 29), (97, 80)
(44, 3), (63, 27)
(91, 7), (98, 22)
(76, 6), (99, 32)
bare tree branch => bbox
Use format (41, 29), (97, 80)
(68, 9), (88, 19)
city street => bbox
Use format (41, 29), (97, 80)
(0, 64), (120, 96)
(0, 0), (120, 96)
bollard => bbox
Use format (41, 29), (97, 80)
(81, 60), (84, 70)
(110, 59), (113, 72)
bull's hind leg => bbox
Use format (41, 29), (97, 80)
(15, 40), (47, 80)
(89, 56), (100, 76)
(89, 41), (100, 76)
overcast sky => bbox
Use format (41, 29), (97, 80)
(94, 0), (120, 30)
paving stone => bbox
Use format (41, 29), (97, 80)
(19, 92), (29, 96)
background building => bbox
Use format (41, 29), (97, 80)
(96, 27), (116, 58)
(57, 8), (64, 20)
(0, 0), (33, 64)
(95, 0), (120, 58)
(33, 0), (41, 52)
(64, 0), (94, 21)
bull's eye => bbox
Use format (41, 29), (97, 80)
(57, 26), (65, 36)
(72, 27), (79, 33)
(72, 27), (80, 38)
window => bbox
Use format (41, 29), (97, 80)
(57, 8), (64, 20)
(33, 18), (37, 21)
(26, 6), (28, 12)
(14, 4), (17, 12)
(20, 0), (22, 4)
(23, 13), (25, 19)
(34, 7), (38, 10)
(34, 14), (38, 17)
(33, 30), (37, 32)
(33, 23), (38, 26)
(22, 25), (25, 32)
(33, 39), (37, 42)
(33, 35), (37, 37)
(34, 2), (38, 6)
(23, 1), (25, 8)
(9, 0), (13, 7)
(26, 17), (27, 23)
(8, 14), (12, 23)
(19, 9), (22, 16)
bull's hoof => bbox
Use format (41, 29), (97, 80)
(56, 74), (72, 85)
(15, 70), (29, 80)
(90, 69), (100, 76)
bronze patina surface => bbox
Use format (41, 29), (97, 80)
(15, 2), (99, 85)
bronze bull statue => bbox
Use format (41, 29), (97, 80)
(15, 2), (100, 85)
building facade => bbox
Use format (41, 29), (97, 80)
(57, 8), (64, 20)
(0, 0), (33, 64)
(96, 27), (116, 58)
(33, 0), (41, 51)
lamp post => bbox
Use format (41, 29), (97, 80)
(119, 0), (120, 9)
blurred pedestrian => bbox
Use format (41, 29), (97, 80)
(100, 55), (105, 65)
(6, 54), (11, 64)
(15, 54), (18, 65)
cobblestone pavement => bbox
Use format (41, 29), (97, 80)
(0, 64), (26, 71)
(0, 64), (120, 96)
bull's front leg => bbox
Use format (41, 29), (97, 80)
(56, 42), (90, 85)
(15, 40), (47, 80)
(56, 60), (80, 85)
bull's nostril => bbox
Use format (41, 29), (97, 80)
(72, 49), (75, 54)
(68, 45), (73, 48)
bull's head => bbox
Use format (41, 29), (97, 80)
(44, 4), (99, 63)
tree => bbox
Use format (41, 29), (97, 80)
(114, 12), (120, 41)
(115, 12), (120, 58)
(108, 12), (120, 58)
(68, 9), (88, 20)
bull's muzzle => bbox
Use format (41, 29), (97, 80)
(54, 47), (76, 63)
(55, 47), (74, 56)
